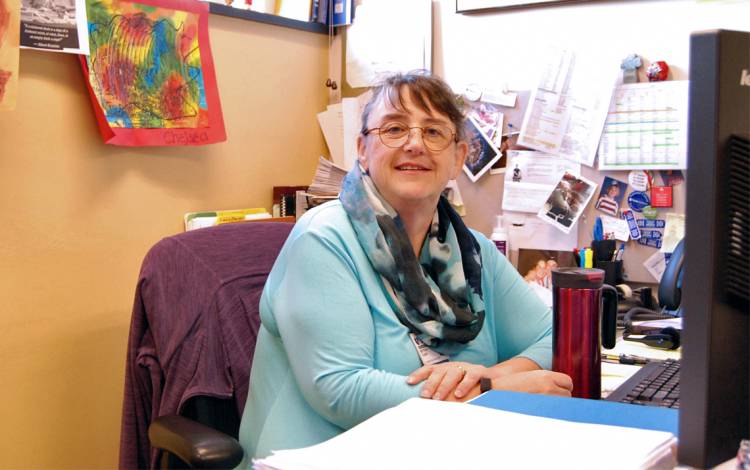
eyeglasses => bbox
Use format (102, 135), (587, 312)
(363, 121), (458, 152)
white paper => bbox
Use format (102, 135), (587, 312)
(255, 398), (676, 470)
(346, 0), (431, 88)
(341, 98), (361, 171)
(517, 49), (616, 167)
(600, 214), (630, 242)
(661, 213), (686, 253)
(643, 250), (667, 282)
(506, 212), (579, 251)
(340, 93), (372, 171)
(598, 81), (689, 170)
(502, 151), (579, 213)
(317, 105), (346, 168)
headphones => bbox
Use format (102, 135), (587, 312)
(621, 239), (684, 351)
(623, 326), (681, 350)
(622, 306), (681, 350)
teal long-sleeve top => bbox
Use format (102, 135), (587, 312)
(238, 201), (552, 463)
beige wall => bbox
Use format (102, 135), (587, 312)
(0, 15), (328, 469)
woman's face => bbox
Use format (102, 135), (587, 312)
(356, 87), (467, 215)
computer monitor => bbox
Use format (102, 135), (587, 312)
(679, 29), (750, 468)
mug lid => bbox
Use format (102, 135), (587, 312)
(551, 267), (605, 289)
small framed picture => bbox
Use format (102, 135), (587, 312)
(517, 249), (577, 289)
(537, 170), (598, 234)
(463, 115), (502, 182)
(594, 176), (628, 217)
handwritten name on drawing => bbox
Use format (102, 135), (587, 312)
(164, 130), (210, 145)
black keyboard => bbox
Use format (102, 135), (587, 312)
(605, 359), (680, 408)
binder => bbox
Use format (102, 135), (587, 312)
(470, 390), (679, 435)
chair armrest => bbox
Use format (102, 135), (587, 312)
(148, 414), (244, 469)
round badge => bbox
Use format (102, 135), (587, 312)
(628, 191), (650, 212)
(464, 84), (482, 102)
(642, 206), (658, 219)
(628, 171), (649, 192)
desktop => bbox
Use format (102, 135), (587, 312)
(679, 29), (750, 468)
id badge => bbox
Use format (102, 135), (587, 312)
(409, 333), (449, 366)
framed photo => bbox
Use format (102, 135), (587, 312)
(594, 176), (627, 217)
(517, 249), (577, 289)
(463, 115), (502, 183)
(537, 170), (597, 234)
(457, 0), (578, 12)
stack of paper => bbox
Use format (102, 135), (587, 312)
(316, 94), (370, 170)
(183, 208), (270, 231)
(253, 397), (677, 470)
(307, 156), (348, 196)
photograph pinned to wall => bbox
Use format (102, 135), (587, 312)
(659, 169), (684, 187)
(537, 170), (597, 234)
(463, 115), (502, 182)
(466, 101), (507, 174)
(467, 101), (503, 146)
(0, 0), (20, 110)
(502, 150), (578, 213)
(80, 0), (225, 146)
(594, 175), (628, 217)
(516, 248), (577, 306)
(20, 0), (88, 54)
(517, 249), (577, 289)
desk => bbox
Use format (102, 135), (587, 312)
(601, 334), (681, 397)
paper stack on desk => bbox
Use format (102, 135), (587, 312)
(253, 397), (676, 470)
(307, 156), (347, 197)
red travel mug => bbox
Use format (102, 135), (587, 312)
(551, 268), (618, 399)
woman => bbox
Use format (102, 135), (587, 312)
(239, 72), (572, 462)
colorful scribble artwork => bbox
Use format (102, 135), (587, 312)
(80, 0), (224, 145)
(87, 0), (205, 128)
(0, 0), (20, 111)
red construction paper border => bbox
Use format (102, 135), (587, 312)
(79, 0), (226, 146)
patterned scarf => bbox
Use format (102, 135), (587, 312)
(340, 164), (485, 347)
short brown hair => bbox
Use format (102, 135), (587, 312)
(360, 71), (466, 141)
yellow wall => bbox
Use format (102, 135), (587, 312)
(0, 15), (328, 469)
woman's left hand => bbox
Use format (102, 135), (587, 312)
(407, 362), (489, 400)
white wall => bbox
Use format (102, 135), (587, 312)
(431, 0), (750, 282)
(435, 0), (750, 90)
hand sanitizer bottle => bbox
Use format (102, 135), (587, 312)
(491, 215), (509, 256)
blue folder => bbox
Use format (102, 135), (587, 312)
(470, 390), (679, 435)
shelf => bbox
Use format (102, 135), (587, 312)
(209, 4), (331, 35)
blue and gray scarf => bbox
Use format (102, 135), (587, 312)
(340, 164), (485, 347)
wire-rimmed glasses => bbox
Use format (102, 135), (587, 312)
(363, 121), (458, 152)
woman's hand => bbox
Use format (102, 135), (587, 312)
(491, 370), (573, 397)
(406, 362), (489, 400)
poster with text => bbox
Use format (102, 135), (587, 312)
(0, 0), (20, 110)
(20, 0), (89, 54)
(80, 0), (225, 146)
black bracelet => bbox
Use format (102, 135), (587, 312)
(479, 377), (492, 393)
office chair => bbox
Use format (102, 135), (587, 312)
(622, 238), (685, 350)
(120, 221), (294, 469)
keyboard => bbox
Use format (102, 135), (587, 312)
(605, 359), (680, 408)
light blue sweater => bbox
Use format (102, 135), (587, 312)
(238, 201), (552, 463)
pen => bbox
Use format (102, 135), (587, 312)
(602, 354), (653, 365)
(615, 243), (625, 261)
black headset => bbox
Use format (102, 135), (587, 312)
(622, 326), (681, 350)
(622, 239), (685, 350)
